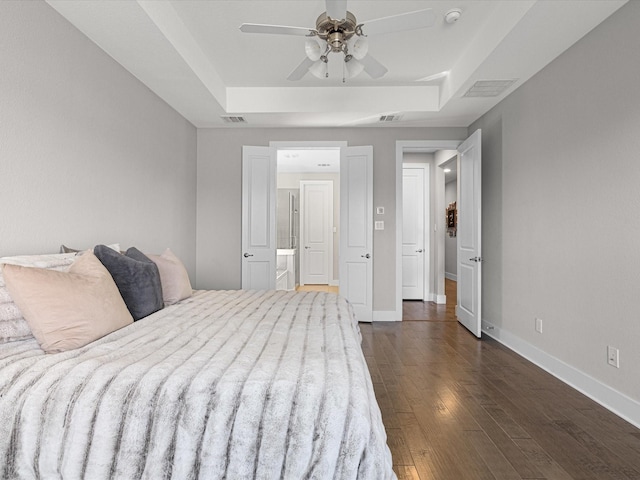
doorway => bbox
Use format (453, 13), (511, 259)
(241, 142), (374, 320)
(395, 132), (482, 336)
(395, 141), (460, 320)
(276, 148), (340, 292)
(441, 156), (459, 318)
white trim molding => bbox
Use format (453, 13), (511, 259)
(445, 272), (457, 281)
(482, 321), (640, 429)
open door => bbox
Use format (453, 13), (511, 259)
(340, 146), (373, 322)
(241, 146), (277, 290)
(456, 130), (482, 337)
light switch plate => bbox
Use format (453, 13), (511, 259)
(375, 221), (384, 230)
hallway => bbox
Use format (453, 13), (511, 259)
(403, 278), (457, 321)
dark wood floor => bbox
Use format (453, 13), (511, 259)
(361, 280), (640, 480)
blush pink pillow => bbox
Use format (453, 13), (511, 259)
(146, 248), (193, 306)
(2, 251), (133, 353)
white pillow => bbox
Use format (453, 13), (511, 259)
(146, 248), (193, 306)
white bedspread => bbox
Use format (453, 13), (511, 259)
(0, 289), (395, 479)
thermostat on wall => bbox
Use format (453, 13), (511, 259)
(376, 207), (384, 215)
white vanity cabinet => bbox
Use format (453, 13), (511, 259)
(276, 249), (296, 290)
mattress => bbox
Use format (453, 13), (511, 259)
(0, 289), (395, 479)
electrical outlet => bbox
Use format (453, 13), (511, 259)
(607, 346), (620, 368)
(535, 317), (543, 333)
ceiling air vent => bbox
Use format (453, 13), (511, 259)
(221, 115), (247, 124)
(379, 114), (403, 122)
(463, 79), (517, 98)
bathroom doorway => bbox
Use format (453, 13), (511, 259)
(276, 147), (340, 293)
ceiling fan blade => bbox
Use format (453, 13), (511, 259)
(326, 0), (347, 20)
(287, 57), (315, 81)
(361, 8), (436, 36)
(361, 55), (388, 79)
(239, 23), (314, 36)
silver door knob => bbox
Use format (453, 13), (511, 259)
(469, 256), (483, 262)
(361, 253), (371, 259)
(304, 246), (310, 249)
(243, 253), (253, 258)
(416, 249), (423, 253)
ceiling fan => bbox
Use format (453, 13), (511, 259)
(239, 0), (436, 81)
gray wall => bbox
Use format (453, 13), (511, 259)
(472, 1), (640, 405)
(196, 127), (467, 312)
(0, 1), (197, 277)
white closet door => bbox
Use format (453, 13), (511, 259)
(402, 167), (428, 300)
(340, 146), (373, 322)
(241, 146), (276, 290)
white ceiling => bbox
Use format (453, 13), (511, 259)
(46, 0), (626, 129)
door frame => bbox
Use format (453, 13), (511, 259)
(395, 140), (463, 320)
(299, 180), (334, 286)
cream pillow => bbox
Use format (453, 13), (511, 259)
(0, 252), (78, 343)
(2, 251), (133, 353)
(146, 248), (193, 306)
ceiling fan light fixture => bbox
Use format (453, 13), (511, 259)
(305, 37), (323, 61)
(309, 59), (329, 78)
(347, 35), (368, 60)
(344, 57), (364, 78)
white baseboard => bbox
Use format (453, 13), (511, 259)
(409, 294), (446, 304)
(482, 321), (640, 429)
(373, 310), (401, 322)
(329, 280), (339, 287)
(445, 272), (457, 281)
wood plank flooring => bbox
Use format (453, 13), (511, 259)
(296, 284), (339, 294)
(360, 280), (640, 480)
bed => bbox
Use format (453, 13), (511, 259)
(0, 256), (395, 479)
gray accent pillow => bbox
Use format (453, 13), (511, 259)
(94, 245), (163, 321)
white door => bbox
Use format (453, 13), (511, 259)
(300, 181), (333, 285)
(241, 146), (277, 290)
(402, 167), (428, 300)
(340, 146), (373, 322)
(457, 130), (482, 337)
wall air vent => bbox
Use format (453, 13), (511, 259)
(463, 79), (517, 98)
(221, 115), (247, 123)
(379, 114), (403, 122)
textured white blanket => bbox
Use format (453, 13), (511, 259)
(0, 290), (395, 479)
